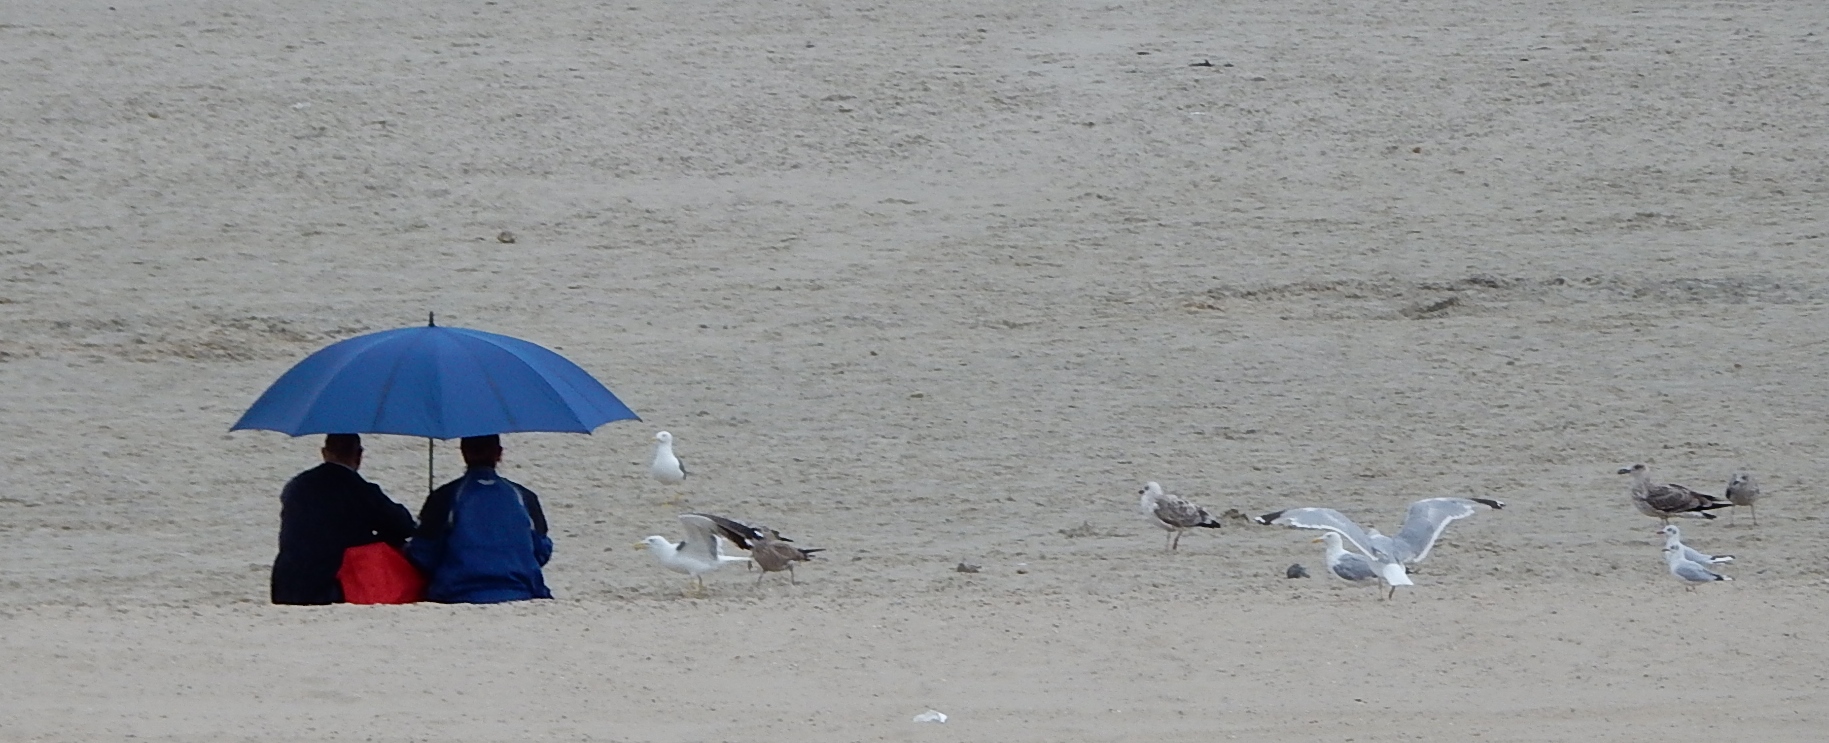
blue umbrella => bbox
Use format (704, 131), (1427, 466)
(232, 315), (639, 489)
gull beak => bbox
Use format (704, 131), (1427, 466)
(1311, 536), (1326, 543)
(631, 542), (647, 550)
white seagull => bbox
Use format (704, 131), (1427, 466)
(636, 514), (752, 595)
(1255, 497), (1505, 569)
(1312, 532), (1412, 599)
(1137, 481), (1223, 551)
(1659, 525), (1733, 565)
(1664, 544), (1731, 591)
(650, 431), (687, 501)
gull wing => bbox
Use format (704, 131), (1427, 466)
(1152, 493), (1216, 529)
(1330, 551), (1380, 583)
(1392, 497), (1504, 564)
(1256, 507), (1385, 559)
(1670, 557), (1728, 583)
(1646, 482), (1729, 514)
(676, 514), (724, 563)
(690, 512), (765, 550)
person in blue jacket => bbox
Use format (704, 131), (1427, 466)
(406, 435), (553, 603)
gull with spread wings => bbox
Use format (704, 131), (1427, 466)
(1256, 496), (1505, 578)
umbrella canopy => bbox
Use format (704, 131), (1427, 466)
(231, 322), (639, 439)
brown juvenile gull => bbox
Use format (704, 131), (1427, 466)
(1254, 497), (1505, 569)
(692, 514), (823, 584)
(747, 528), (824, 585)
(1137, 481), (1222, 551)
(1618, 464), (1732, 523)
(1726, 472), (1762, 525)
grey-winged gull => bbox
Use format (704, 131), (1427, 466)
(1254, 497), (1504, 568)
(1619, 464), (1732, 523)
(1659, 525), (1733, 565)
(650, 431), (688, 502)
(1726, 472), (1761, 525)
(636, 513), (753, 595)
(1137, 481), (1223, 551)
(1664, 544), (1731, 591)
(1312, 532), (1412, 599)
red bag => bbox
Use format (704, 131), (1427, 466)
(337, 542), (425, 604)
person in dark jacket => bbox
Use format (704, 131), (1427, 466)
(271, 433), (417, 605)
(406, 435), (553, 603)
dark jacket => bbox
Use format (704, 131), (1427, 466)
(271, 462), (417, 605)
(405, 467), (553, 603)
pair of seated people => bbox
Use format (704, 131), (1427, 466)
(270, 433), (552, 605)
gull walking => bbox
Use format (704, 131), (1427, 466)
(1312, 532), (1411, 599)
(1726, 472), (1762, 525)
(1137, 481), (1223, 551)
(748, 529), (824, 585)
(1255, 497), (1504, 569)
(1664, 544), (1731, 591)
(636, 514), (752, 595)
(1659, 525), (1733, 565)
(650, 431), (687, 502)
(693, 513), (825, 585)
(1619, 464), (1732, 523)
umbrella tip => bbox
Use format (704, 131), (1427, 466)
(428, 311), (436, 327)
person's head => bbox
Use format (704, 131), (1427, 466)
(460, 435), (502, 469)
(322, 433), (363, 470)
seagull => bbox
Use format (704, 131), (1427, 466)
(635, 514), (752, 595)
(1726, 472), (1761, 525)
(1659, 525), (1733, 565)
(686, 513), (824, 585)
(1664, 544), (1731, 591)
(1137, 481), (1223, 551)
(1312, 532), (1412, 599)
(1254, 497), (1504, 568)
(747, 528), (825, 585)
(1619, 464), (1732, 523)
(650, 431), (687, 501)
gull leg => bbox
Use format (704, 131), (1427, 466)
(755, 570), (765, 587)
(1751, 504), (1758, 526)
(1170, 530), (1182, 551)
(788, 564), (797, 585)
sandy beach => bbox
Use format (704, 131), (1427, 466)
(3, 0), (1828, 739)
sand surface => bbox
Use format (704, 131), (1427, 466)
(4, 0), (1829, 740)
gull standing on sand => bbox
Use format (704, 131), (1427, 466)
(1255, 497), (1504, 568)
(1664, 544), (1731, 591)
(1312, 532), (1410, 599)
(1619, 464), (1733, 523)
(1726, 472), (1762, 525)
(1659, 525), (1733, 565)
(650, 431), (687, 501)
(1137, 481), (1223, 551)
(636, 514), (752, 595)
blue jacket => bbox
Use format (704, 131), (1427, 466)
(406, 467), (553, 603)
